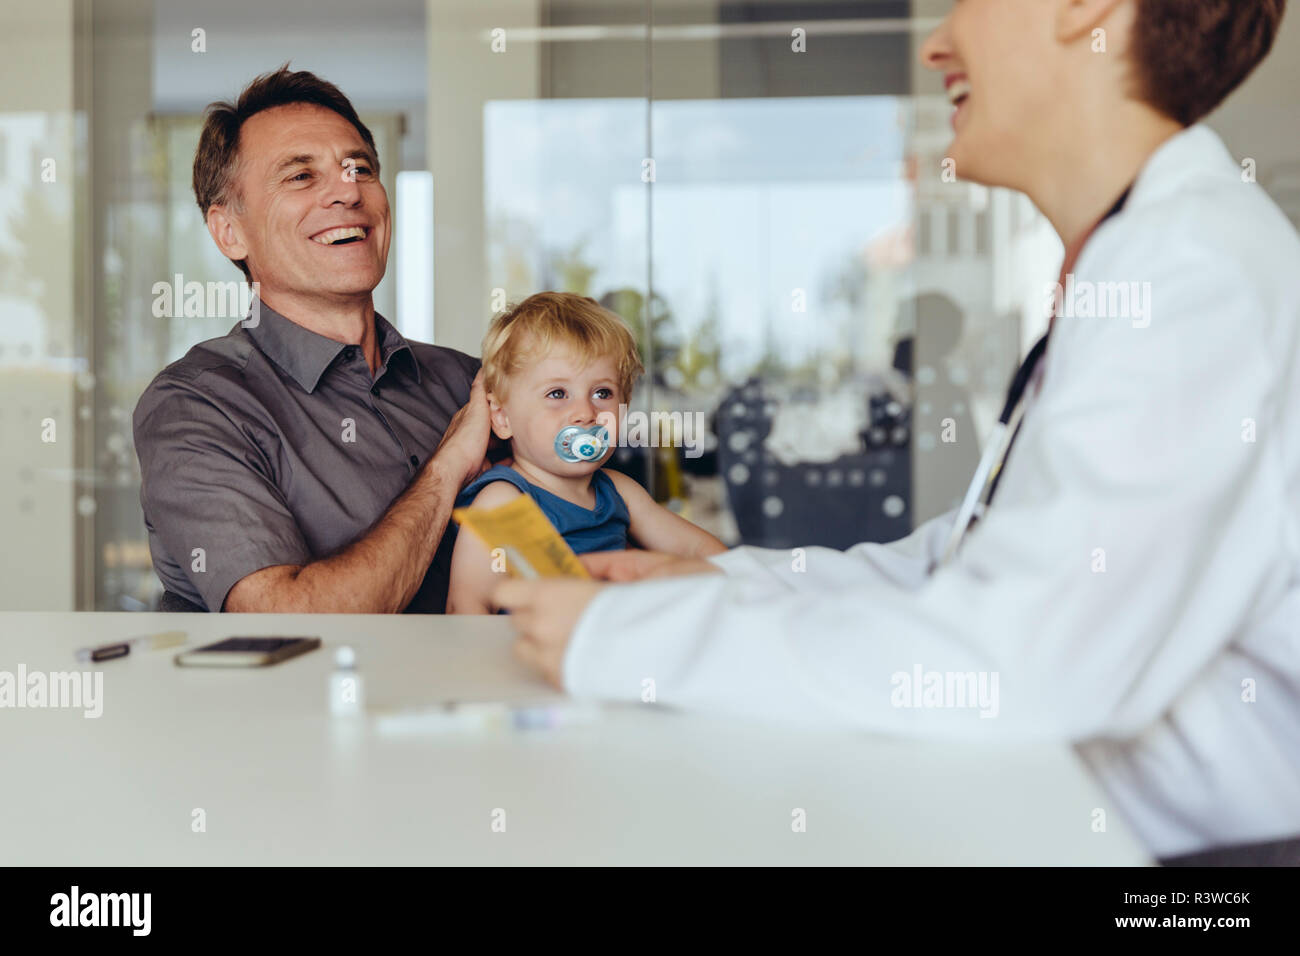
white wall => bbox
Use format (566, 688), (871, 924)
(0, 0), (80, 610)
(427, 0), (542, 355)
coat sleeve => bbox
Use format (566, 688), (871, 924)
(705, 509), (957, 596)
(565, 243), (1283, 742)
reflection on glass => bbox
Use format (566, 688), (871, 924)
(486, 95), (916, 546)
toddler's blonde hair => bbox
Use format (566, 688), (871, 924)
(481, 292), (644, 403)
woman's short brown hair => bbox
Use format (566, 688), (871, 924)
(192, 65), (378, 280)
(1130, 0), (1286, 126)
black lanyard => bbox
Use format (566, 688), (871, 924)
(984, 184), (1134, 508)
(935, 183), (1136, 570)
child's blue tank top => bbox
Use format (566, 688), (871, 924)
(455, 465), (630, 555)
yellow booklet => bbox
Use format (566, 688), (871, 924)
(452, 493), (590, 580)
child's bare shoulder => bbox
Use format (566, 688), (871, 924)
(603, 468), (655, 512)
(466, 477), (524, 508)
(602, 467), (653, 502)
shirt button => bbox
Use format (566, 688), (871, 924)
(409, 455), (418, 467)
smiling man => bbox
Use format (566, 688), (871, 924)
(133, 67), (495, 613)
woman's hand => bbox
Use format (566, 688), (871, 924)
(494, 551), (723, 687)
(579, 549), (724, 582)
(491, 578), (606, 689)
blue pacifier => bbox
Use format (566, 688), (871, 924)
(554, 424), (611, 463)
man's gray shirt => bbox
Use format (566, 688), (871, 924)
(133, 302), (480, 612)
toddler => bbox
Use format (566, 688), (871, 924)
(448, 292), (726, 613)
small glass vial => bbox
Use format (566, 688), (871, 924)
(329, 645), (365, 716)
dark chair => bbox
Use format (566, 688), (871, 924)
(715, 379), (912, 550)
(157, 590), (206, 613)
(1161, 834), (1300, 866)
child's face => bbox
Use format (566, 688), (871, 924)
(488, 345), (623, 477)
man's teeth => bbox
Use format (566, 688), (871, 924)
(311, 226), (367, 245)
(948, 79), (971, 106)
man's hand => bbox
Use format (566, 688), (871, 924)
(230, 370), (502, 613)
(579, 549), (724, 582)
(433, 370), (496, 486)
(492, 578), (607, 689)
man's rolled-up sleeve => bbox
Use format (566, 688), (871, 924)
(134, 379), (312, 611)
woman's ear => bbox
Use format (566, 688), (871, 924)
(1055, 0), (1127, 45)
(487, 393), (512, 440)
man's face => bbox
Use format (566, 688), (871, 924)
(217, 102), (390, 301)
(489, 345), (623, 478)
(919, 0), (1064, 189)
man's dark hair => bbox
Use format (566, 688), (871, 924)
(192, 65), (379, 280)
(1130, 0), (1286, 126)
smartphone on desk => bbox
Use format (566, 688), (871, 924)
(174, 636), (321, 668)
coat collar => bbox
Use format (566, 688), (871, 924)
(1124, 124), (1237, 212)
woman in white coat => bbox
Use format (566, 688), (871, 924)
(493, 0), (1298, 863)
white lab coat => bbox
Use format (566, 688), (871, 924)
(562, 125), (1300, 859)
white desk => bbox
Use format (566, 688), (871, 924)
(0, 612), (1150, 865)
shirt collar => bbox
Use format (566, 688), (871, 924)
(243, 299), (420, 393)
(374, 312), (422, 386)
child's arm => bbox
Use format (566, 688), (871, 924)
(446, 480), (524, 614)
(604, 468), (728, 558)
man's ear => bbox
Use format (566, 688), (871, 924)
(1055, 0), (1126, 45)
(487, 393), (512, 440)
(205, 204), (250, 268)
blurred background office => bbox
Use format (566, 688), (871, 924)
(2, 0), (1297, 610)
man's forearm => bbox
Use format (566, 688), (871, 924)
(307, 455), (460, 611)
(226, 456), (462, 613)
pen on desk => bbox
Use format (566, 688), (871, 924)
(75, 630), (187, 663)
(373, 700), (601, 736)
